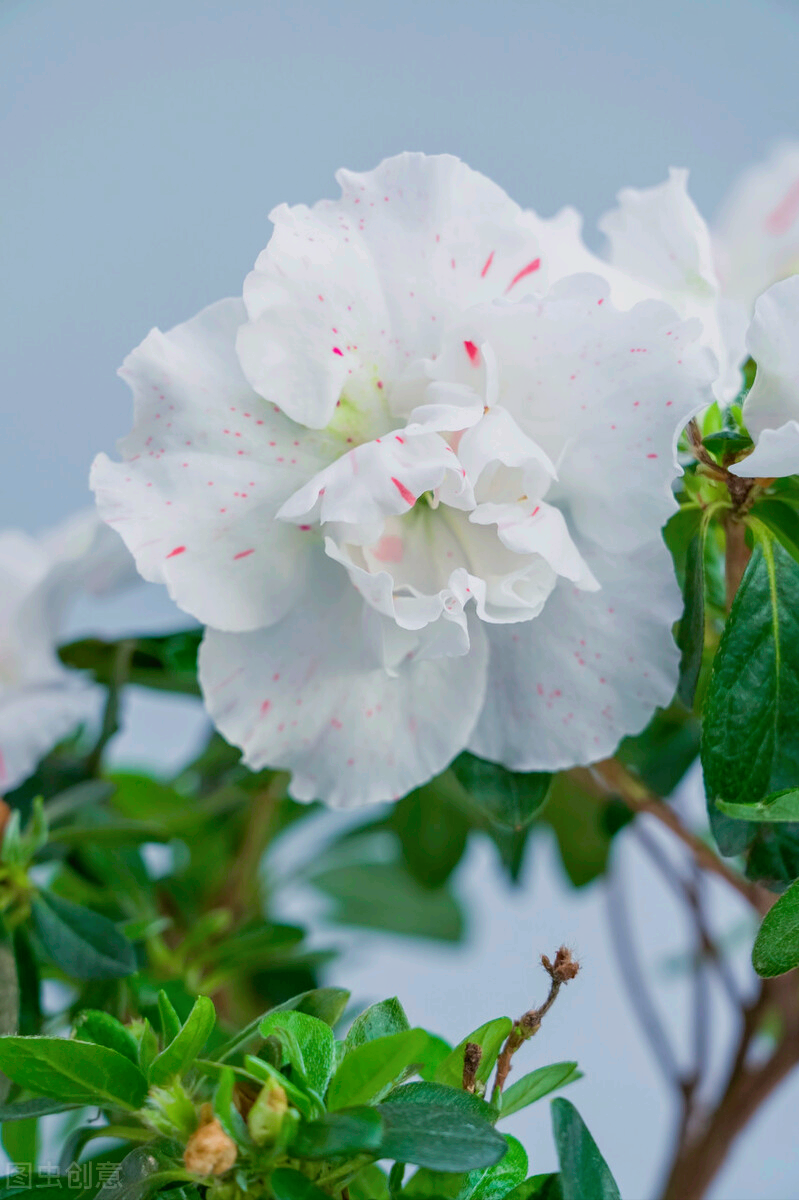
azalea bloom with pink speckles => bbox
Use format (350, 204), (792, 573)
(91, 153), (715, 807)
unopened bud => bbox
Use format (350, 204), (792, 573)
(184, 1107), (237, 1176)
(247, 1078), (288, 1146)
(542, 945), (580, 984)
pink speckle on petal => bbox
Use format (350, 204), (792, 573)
(765, 178), (799, 235)
(373, 534), (404, 563)
(646, 453), (658, 459)
(260, 700), (271, 715)
(166, 546), (186, 558)
(233, 548), (255, 559)
(332, 347), (343, 356)
(391, 477), (416, 506)
(464, 340), (480, 365)
(481, 250), (495, 277)
(506, 258), (541, 292)
(330, 717), (343, 730)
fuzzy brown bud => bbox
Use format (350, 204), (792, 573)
(542, 946), (580, 984)
(184, 1108), (237, 1176)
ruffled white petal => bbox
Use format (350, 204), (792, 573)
(468, 538), (682, 769)
(715, 142), (799, 311)
(238, 153), (619, 430)
(729, 276), (799, 478)
(198, 557), (488, 807)
(91, 298), (337, 633)
(599, 170), (735, 398)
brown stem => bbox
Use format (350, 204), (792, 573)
(724, 516), (752, 611)
(577, 759), (769, 914)
(462, 1042), (481, 1093)
(491, 947), (579, 1100)
(659, 974), (799, 1200)
(216, 772), (288, 920)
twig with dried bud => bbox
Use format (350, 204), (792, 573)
(491, 947), (580, 1102)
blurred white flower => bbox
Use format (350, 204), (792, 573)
(0, 511), (136, 794)
(598, 144), (799, 407)
(92, 153), (714, 807)
(729, 277), (799, 479)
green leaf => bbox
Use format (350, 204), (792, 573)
(259, 1010), (335, 1096)
(243, 1054), (317, 1120)
(383, 1081), (497, 1123)
(327, 1028), (430, 1110)
(498, 1063), (580, 1119)
(752, 877), (799, 977)
(540, 776), (613, 888)
(676, 521), (707, 707)
(717, 790), (799, 822)
(270, 1168), (330, 1200)
(551, 1099), (620, 1200)
(470, 1134), (528, 1199)
(0, 1097), (82, 1121)
(434, 1018), (512, 1090)
(392, 782), (470, 888)
(289, 1106), (384, 1159)
(213, 1067), (252, 1148)
(753, 498), (799, 568)
(148, 995), (215, 1085)
(617, 706), (700, 797)
(157, 990), (182, 1045)
(59, 630), (202, 697)
(30, 890), (136, 980)
(1, 1115), (37, 1166)
(345, 998), (410, 1048)
(211, 986), (350, 1063)
(451, 754), (552, 832)
(504, 1176), (563, 1200)
(702, 538), (799, 808)
(377, 1100), (507, 1171)
(312, 862), (464, 941)
(74, 1010), (139, 1064)
(95, 1144), (190, 1200)
(349, 1164), (390, 1200)
(0, 1037), (147, 1108)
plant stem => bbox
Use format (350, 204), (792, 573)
(576, 759), (769, 914)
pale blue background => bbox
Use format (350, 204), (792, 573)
(4, 0), (799, 1196)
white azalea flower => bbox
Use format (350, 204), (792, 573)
(598, 170), (737, 401)
(0, 511), (137, 794)
(728, 276), (799, 478)
(92, 153), (714, 807)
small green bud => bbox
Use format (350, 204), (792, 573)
(247, 1078), (288, 1146)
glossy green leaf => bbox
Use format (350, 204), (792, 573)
(31, 890), (136, 980)
(452, 754), (552, 832)
(74, 1010), (139, 1064)
(393, 782), (471, 888)
(0, 1036), (147, 1108)
(383, 1081), (497, 1123)
(377, 1100), (507, 1171)
(540, 776), (614, 888)
(289, 1106), (384, 1159)
(717, 790), (799, 822)
(348, 1164), (390, 1200)
(327, 1028), (430, 1110)
(498, 1062), (580, 1118)
(469, 1134), (527, 1198)
(211, 986), (350, 1063)
(345, 998), (410, 1048)
(259, 1010), (335, 1096)
(0, 1096), (82, 1121)
(148, 995), (215, 1085)
(434, 1018), (512, 1090)
(753, 498), (799, 568)
(504, 1176), (563, 1200)
(551, 1099), (620, 1200)
(702, 538), (799, 808)
(752, 877), (799, 977)
(270, 1168), (330, 1200)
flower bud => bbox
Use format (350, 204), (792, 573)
(184, 1106), (237, 1176)
(247, 1078), (288, 1146)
